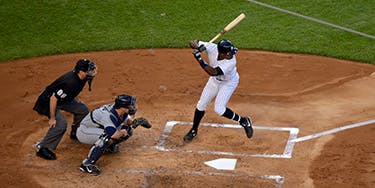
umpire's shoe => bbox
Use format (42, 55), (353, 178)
(183, 129), (197, 142)
(70, 126), (78, 140)
(34, 142), (56, 160)
(80, 163), (101, 175)
(240, 117), (253, 138)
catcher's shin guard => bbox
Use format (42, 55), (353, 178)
(105, 135), (130, 153)
(84, 134), (111, 164)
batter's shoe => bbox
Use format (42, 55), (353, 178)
(34, 142), (56, 160)
(240, 117), (253, 138)
(105, 144), (119, 153)
(183, 129), (197, 142)
(80, 163), (101, 175)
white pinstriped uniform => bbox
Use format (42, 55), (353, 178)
(196, 41), (239, 115)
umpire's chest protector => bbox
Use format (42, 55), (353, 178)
(33, 71), (85, 117)
(33, 89), (51, 117)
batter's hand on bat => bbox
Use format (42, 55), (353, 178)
(189, 40), (199, 49)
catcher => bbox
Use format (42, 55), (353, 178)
(77, 94), (151, 175)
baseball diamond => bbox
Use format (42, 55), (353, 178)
(0, 49), (374, 187)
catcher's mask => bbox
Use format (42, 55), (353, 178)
(217, 39), (238, 57)
(114, 94), (137, 115)
(74, 59), (97, 91)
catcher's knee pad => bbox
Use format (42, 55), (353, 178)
(85, 134), (111, 164)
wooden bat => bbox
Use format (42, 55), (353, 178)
(207, 13), (246, 45)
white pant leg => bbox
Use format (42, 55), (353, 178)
(77, 126), (103, 145)
(214, 79), (239, 115)
(196, 77), (220, 111)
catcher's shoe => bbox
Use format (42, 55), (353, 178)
(240, 117), (253, 138)
(105, 144), (119, 154)
(80, 163), (101, 175)
(34, 142), (56, 160)
(183, 129), (197, 142)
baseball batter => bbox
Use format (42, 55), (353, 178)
(183, 39), (253, 142)
(77, 94), (151, 175)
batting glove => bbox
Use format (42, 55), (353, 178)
(193, 50), (203, 61)
(197, 44), (206, 52)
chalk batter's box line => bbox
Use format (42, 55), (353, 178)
(111, 169), (284, 188)
(154, 121), (300, 159)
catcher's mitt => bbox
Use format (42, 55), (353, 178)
(132, 117), (152, 129)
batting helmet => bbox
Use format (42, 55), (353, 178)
(114, 94), (137, 115)
(74, 59), (96, 73)
(217, 39), (238, 56)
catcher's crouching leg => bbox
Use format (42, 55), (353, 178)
(80, 134), (111, 175)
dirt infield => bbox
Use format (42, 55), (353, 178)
(0, 49), (374, 188)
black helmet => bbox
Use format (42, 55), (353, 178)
(74, 59), (96, 73)
(217, 39), (238, 56)
(114, 94), (137, 115)
(74, 59), (97, 91)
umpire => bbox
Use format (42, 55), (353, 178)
(33, 59), (98, 160)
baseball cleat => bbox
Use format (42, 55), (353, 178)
(33, 142), (41, 152)
(80, 163), (101, 175)
(70, 129), (78, 140)
(183, 129), (197, 142)
(240, 117), (253, 138)
(34, 142), (56, 160)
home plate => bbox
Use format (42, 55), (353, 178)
(204, 158), (237, 170)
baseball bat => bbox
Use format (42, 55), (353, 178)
(207, 13), (246, 44)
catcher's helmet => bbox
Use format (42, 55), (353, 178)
(217, 39), (238, 56)
(74, 59), (96, 73)
(114, 94), (137, 115)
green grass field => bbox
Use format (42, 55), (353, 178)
(1, 0), (374, 63)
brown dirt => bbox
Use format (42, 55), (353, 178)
(0, 49), (374, 188)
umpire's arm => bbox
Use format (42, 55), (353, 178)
(48, 95), (58, 128)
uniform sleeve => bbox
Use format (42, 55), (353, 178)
(53, 85), (69, 100)
(198, 41), (216, 54)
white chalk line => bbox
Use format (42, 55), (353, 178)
(110, 168), (284, 188)
(147, 119), (373, 187)
(154, 121), (299, 159)
(247, 0), (375, 39)
(291, 119), (375, 143)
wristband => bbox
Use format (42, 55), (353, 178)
(199, 61), (208, 69)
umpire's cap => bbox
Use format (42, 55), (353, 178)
(74, 59), (96, 73)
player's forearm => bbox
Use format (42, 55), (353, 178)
(202, 65), (218, 76)
(111, 130), (126, 139)
(49, 95), (58, 119)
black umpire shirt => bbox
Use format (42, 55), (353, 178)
(33, 71), (87, 116)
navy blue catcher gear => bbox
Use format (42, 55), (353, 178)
(217, 39), (238, 56)
(114, 94), (137, 115)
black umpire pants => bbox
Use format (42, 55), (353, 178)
(39, 99), (89, 150)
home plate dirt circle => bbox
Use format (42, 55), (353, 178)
(0, 49), (374, 187)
